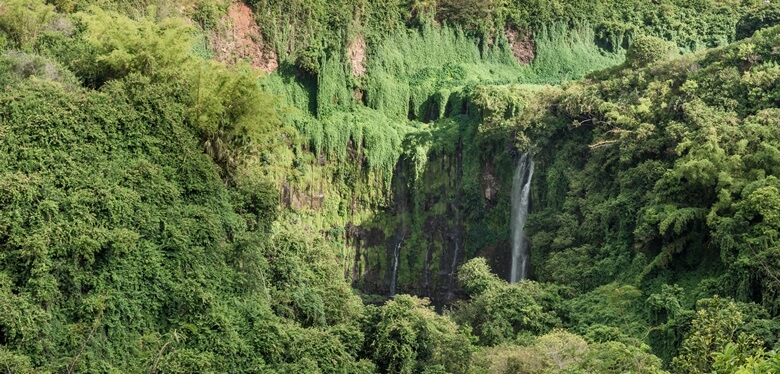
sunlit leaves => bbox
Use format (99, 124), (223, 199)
(76, 7), (194, 85)
(673, 296), (764, 373)
(367, 295), (472, 374)
(0, 0), (55, 48)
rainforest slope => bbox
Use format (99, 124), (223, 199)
(1, 0), (780, 372)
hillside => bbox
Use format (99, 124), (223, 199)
(1, 0), (779, 372)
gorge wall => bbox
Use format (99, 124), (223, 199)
(256, 1), (759, 304)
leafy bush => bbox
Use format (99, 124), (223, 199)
(365, 295), (473, 373)
(0, 0), (55, 48)
(673, 296), (774, 373)
(41, 7), (284, 182)
(583, 340), (667, 374)
(566, 283), (646, 339)
(456, 262), (562, 345)
(625, 35), (676, 68)
(190, 0), (229, 30)
(472, 343), (550, 374)
(0, 50), (78, 88)
(74, 7), (194, 86)
(437, 0), (496, 30)
(458, 257), (503, 296)
(472, 329), (667, 373)
(189, 62), (280, 181)
(736, 2), (780, 39)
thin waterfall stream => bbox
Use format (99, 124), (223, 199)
(510, 153), (534, 283)
(447, 238), (460, 299)
(389, 233), (406, 297)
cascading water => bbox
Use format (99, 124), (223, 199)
(389, 233), (405, 297)
(510, 153), (534, 283)
(447, 238), (460, 300)
(422, 242), (432, 296)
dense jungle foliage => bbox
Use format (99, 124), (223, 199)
(1, 0), (780, 372)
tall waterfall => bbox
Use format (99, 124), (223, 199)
(510, 153), (534, 283)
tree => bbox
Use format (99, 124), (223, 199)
(736, 3), (780, 39)
(436, 0), (496, 29)
(625, 35), (676, 68)
(0, 0), (55, 48)
(458, 257), (503, 296)
(673, 297), (764, 373)
(367, 295), (473, 373)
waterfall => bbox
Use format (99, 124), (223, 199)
(510, 153), (534, 283)
(447, 238), (460, 299)
(422, 242), (432, 296)
(389, 233), (405, 297)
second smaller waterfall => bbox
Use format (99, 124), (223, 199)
(389, 233), (405, 297)
(510, 153), (534, 283)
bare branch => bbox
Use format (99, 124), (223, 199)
(67, 319), (101, 374)
(589, 140), (620, 149)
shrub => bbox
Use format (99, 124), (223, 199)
(437, 0), (496, 30)
(625, 35), (676, 68)
(673, 297), (766, 373)
(0, 0), (55, 48)
(472, 344), (550, 374)
(188, 63), (280, 181)
(458, 278), (562, 345)
(0, 50), (79, 88)
(736, 3), (780, 39)
(458, 257), (502, 296)
(366, 295), (473, 374)
(74, 7), (194, 86)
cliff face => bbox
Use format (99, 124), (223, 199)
(249, 1), (764, 304)
(271, 89), (519, 304)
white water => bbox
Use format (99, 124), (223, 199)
(510, 153), (534, 283)
(389, 233), (405, 297)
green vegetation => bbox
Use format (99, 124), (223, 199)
(512, 24), (780, 370)
(2, 0), (780, 372)
(624, 35), (676, 68)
